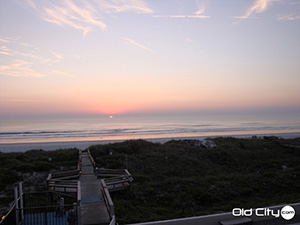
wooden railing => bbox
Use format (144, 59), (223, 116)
(46, 170), (80, 193)
(96, 168), (131, 178)
(77, 181), (81, 225)
(78, 150), (82, 171)
(48, 169), (80, 180)
(98, 168), (133, 224)
(96, 168), (133, 192)
(101, 179), (115, 223)
(109, 216), (116, 225)
(87, 148), (96, 168)
(86, 150), (133, 225)
(0, 201), (17, 225)
(1, 183), (80, 225)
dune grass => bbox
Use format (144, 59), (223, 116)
(89, 137), (300, 224)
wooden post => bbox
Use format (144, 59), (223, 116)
(77, 204), (81, 225)
(14, 186), (19, 225)
(18, 182), (24, 221)
(77, 181), (81, 225)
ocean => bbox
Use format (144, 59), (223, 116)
(1, 112), (300, 152)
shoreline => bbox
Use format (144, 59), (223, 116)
(1, 132), (299, 153)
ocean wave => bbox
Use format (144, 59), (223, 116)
(1, 123), (300, 141)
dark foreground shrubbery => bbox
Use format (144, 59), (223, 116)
(0, 148), (79, 190)
(0, 148), (79, 219)
(90, 137), (300, 224)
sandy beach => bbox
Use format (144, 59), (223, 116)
(1, 132), (299, 153)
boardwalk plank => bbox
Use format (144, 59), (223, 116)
(80, 153), (110, 225)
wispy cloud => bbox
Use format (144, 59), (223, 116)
(0, 59), (47, 78)
(95, 0), (153, 14)
(121, 37), (153, 53)
(153, 1), (210, 19)
(187, 15), (210, 18)
(236, 0), (280, 19)
(51, 51), (64, 63)
(17, 51), (51, 64)
(0, 99), (43, 102)
(155, 15), (210, 19)
(0, 60), (30, 70)
(0, 51), (11, 56)
(0, 46), (12, 55)
(277, 14), (300, 21)
(0, 38), (51, 63)
(52, 70), (72, 76)
(25, 0), (152, 36)
(195, 1), (206, 15)
(0, 38), (10, 43)
(0, 37), (69, 78)
(185, 38), (192, 43)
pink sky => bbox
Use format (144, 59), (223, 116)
(0, 0), (299, 116)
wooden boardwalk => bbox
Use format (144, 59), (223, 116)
(80, 152), (110, 225)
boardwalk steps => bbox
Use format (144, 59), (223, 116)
(1, 148), (132, 225)
(46, 149), (133, 225)
(80, 152), (111, 225)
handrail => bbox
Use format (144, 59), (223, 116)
(1, 190), (79, 225)
(0, 202), (16, 225)
(16, 204), (75, 210)
(78, 150), (82, 171)
(109, 216), (116, 225)
(103, 179), (129, 186)
(48, 179), (78, 183)
(47, 170), (80, 193)
(125, 169), (132, 177)
(77, 181), (81, 225)
(77, 181), (81, 203)
(51, 175), (80, 180)
(50, 169), (80, 177)
(48, 183), (78, 188)
(47, 175), (79, 193)
(101, 179), (115, 220)
(96, 168), (132, 179)
(46, 173), (52, 181)
(87, 148), (96, 168)
(97, 168), (129, 173)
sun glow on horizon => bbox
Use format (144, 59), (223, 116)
(0, 0), (299, 117)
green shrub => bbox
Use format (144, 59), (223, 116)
(33, 162), (54, 171)
(17, 163), (34, 172)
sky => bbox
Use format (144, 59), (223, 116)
(0, 0), (299, 117)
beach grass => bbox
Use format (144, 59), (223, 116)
(89, 137), (300, 224)
(1, 137), (300, 224)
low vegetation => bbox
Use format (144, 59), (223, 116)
(0, 148), (78, 218)
(89, 137), (300, 224)
(1, 137), (300, 224)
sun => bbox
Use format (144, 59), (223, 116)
(109, 115), (113, 119)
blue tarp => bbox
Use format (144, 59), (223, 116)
(21, 212), (69, 225)
(81, 196), (103, 204)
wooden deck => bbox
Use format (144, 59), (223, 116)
(80, 152), (110, 225)
(44, 149), (132, 225)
